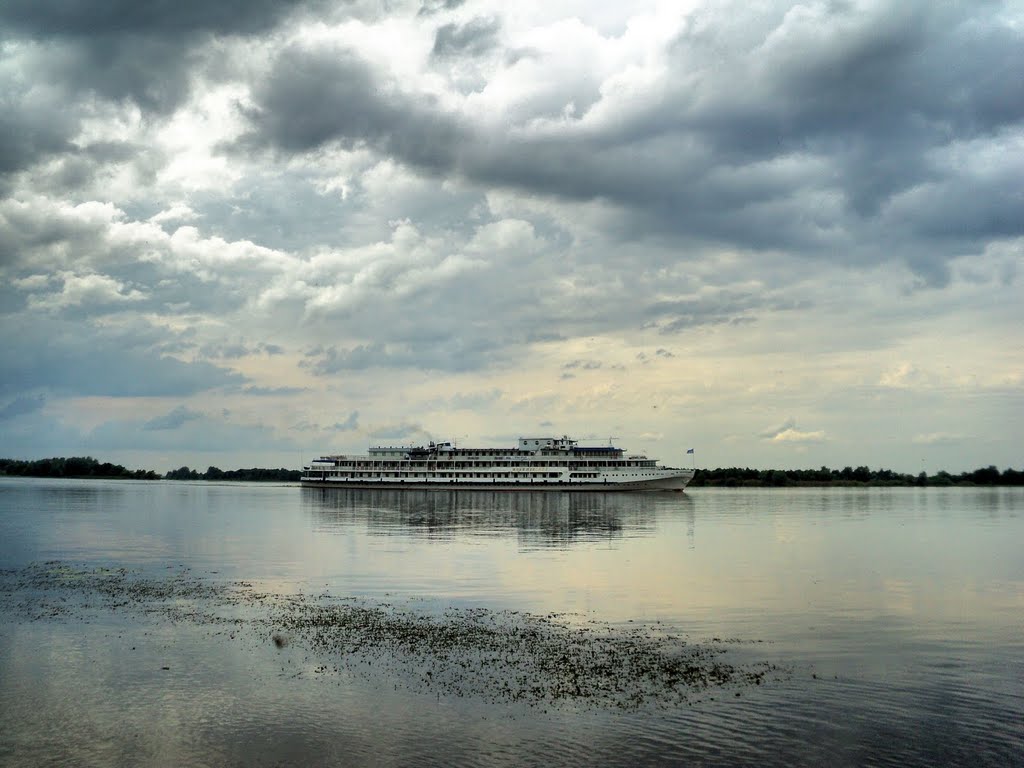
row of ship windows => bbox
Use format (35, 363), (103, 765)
(311, 471), (665, 479)
(319, 472), (566, 479)
(319, 464), (657, 470)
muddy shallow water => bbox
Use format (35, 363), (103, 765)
(1, 480), (1022, 766)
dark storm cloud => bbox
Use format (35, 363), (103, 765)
(31, 37), (195, 114)
(238, 3), (1023, 280)
(432, 17), (501, 58)
(0, 99), (76, 177)
(0, 0), (309, 38)
(0, 199), (108, 269)
(0, 0), (315, 183)
(238, 44), (466, 172)
(0, 72), (149, 190)
(648, 3), (1022, 251)
(666, 3), (1024, 217)
(33, 141), (149, 197)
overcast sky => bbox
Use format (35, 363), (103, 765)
(1, 0), (1021, 474)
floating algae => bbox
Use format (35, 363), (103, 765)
(0, 562), (254, 627)
(273, 599), (777, 708)
(0, 562), (784, 710)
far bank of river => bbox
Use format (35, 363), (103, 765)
(4, 456), (1024, 487)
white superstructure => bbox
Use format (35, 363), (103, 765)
(301, 436), (694, 491)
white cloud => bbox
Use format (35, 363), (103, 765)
(11, 274), (52, 290)
(149, 203), (200, 226)
(912, 432), (967, 445)
(759, 417), (826, 444)
(758, 417), (796, 440)
(768, 428), (827, 444)
(26, 272), (147, 312)
(879, 363), (925, 389)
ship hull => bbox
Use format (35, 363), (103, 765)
(300, 473), (694, 492)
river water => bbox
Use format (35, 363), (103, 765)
(0, 479), (1021, 767)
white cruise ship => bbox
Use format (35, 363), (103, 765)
(301, 436), (694, 491)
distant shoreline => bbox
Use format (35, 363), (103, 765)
(1, 457), (1022, 486)
(0, 458), (299, 483)
(687, 465), (1023, 487)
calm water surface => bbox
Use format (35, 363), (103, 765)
(1, 479), (1021, 766)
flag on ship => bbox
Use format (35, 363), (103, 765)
(686, 448), (694, 454)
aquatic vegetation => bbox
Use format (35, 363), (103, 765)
(0, 562), (782, 710)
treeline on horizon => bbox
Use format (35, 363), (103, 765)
(0, 456), (160, 480)
(0, 457), (299, 482)
(2, 457), (1022, 486)
(164, 466), (301, 482)
(689, 465), (1024, 487)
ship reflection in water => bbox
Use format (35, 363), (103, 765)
(300, 487), (695, 549)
